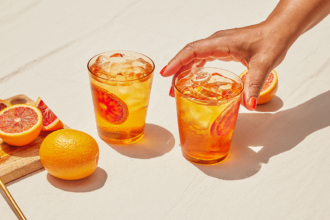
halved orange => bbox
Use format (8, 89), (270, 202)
(210, 99), (240, 137)
(35, 97), (64, 131)
(0, 104), (42, 146)
(240, 69), (278, 104)
(0, 100), (11, 111)
(91, 85), (128, 124)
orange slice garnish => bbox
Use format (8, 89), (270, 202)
(91, 85), (128, 124)
(110, 53), (124, 57)
(240, 69), (278, 104)
(0, 104), (42, 146)
(210, 99), (241, 137)
(35, 97), (64, 131)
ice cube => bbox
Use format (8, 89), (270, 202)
(124, 56), (136, 62)
(90, 55), (112, 76)
(131, 60), (145, 67)
(109, 62), (133, 76)
(220, 83), (233, 90)
(208, 73), (235, 85)
(91, 55), (152, 81)
(193, 85), (222, 101)
(96, 55), (110, 64)
(109, 57), (126, 63)
(176, 78), (194, 92)
(116, 73), (127, 81)
(194, 72), (211, 83)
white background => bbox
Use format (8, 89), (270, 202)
(1, 0), (330, 219)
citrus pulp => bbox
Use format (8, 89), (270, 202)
(0, 104), (42, 146)
(35, 97), (64, 131)
(91, 85), (128, 124)
(240, 69), (278, 104)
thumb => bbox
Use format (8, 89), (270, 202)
(243, 64), (272, 111)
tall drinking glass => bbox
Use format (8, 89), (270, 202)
(174, 67), (243, 165)
(88, 50), (154, 144)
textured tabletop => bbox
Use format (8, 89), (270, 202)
(1, 0), (330, 219)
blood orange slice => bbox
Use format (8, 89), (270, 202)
(0, 100), (11, 111)
(240, 69), (278, 104)
(91, 85), (128, 124)
(35, 97), (64, 131)
(0, 104), (42, 146)
(210, 99), (240, 137)
(110, 53), (124, 57)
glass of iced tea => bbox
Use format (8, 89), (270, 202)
(174, 67), (243, 165)
(87, 51), (154, 144)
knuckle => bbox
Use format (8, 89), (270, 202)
(248, 81), (263, 91)
(185, 41), (199, 50)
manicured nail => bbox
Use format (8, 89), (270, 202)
(169, 85), (173, 96)
(248, 97), (257, 110)
(242, 94), (247, 106)
(160, 65), (167, 75)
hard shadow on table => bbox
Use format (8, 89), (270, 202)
(255, 95), (283, 112)
(194, 90), (330, 180)
(47, 167), (107, 192)
(0, 131), (53, 160)
(6, 168), (45, 187)
(107, 124), (175, 159)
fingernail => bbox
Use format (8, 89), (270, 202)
(160, 65), (167, 75)
(169, 85), (173, 96)
(242, 94), (247, 106)
(248, 97), (257, 110)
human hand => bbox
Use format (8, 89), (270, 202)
(160, 22), (291, 110)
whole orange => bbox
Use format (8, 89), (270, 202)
(40, 129), (99, 180)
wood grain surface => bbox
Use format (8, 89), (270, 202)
(0, 95), (68, 184)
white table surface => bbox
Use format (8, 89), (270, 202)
(1, 0), (330, 219)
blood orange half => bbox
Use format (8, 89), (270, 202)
(35, 97), (64, 131)
(0, 104), (42, 146)
(240, 69), (278, 104)
(210, 99), (241, 137)
(0, 100), (11, 111)
(91, 85), (128, 124)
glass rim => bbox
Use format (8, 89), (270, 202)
(174, 67), (244, 105)
(87, 50), (155, 83)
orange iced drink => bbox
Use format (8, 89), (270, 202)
(174, 67), (243, 165)
(88, 51), (154, 144)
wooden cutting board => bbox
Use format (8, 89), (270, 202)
(0, 95), (68, 184)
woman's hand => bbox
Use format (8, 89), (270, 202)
(160, 22), (291, 110)
(160, 0), (330, 110)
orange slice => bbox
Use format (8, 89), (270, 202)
(110, 53), (124, 57)
(0, 100), (11, 111)
(210, 99), (241, 137)
(0, 104), (42, 146)
(35, 97), (64, 131)
(91, 85), (128, 124)
(240, 69), (278, 104)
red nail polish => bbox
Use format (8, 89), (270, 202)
(249, 97), (257, 110)
(169, 85), (173, 96)
(160, 65), (167, 75)
(242, 94), (247, 107)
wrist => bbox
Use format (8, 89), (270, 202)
(259, 18), (299, 50)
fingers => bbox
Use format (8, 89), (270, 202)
(243, 63), (272, 110)
(161, 38), (229, 77)
(168, 58), (207, 97)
